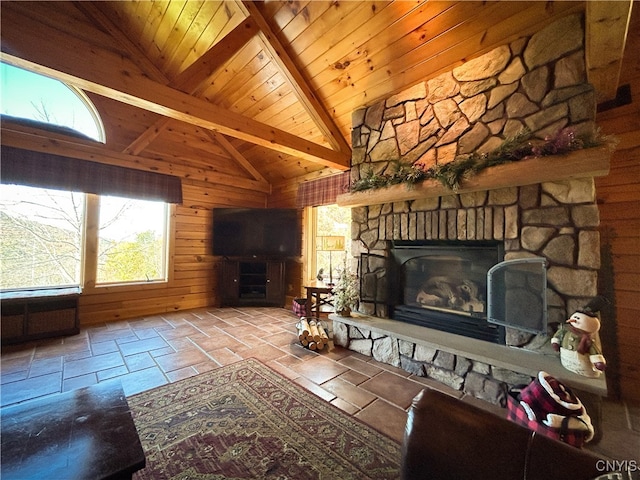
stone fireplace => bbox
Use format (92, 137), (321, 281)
(354, 177), (602, 352)
(331, 13), (611, 405)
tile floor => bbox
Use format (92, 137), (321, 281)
(1, 307), (639, 466)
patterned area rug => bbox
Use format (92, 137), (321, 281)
(129, 358), (401, 479)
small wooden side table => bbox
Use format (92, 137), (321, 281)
(304, 281), (333, 319)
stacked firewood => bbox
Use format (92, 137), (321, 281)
(296, 318), (329, 351)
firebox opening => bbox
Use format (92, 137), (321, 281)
(389, 240), (505, 344)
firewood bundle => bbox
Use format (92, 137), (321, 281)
(296, 318), (329, 351)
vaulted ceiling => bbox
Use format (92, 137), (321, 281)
(0, 1), (632, 194)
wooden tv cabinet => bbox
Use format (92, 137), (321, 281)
(219, 258), (285, 307)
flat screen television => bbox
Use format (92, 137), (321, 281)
(212, 208), (301, 257)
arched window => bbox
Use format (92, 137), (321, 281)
(0, 63), (105, 142)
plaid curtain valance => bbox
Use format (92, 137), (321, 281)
(1, 146), (183, 204)
(296, 172), (350, 208)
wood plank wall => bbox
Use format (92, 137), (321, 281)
(595, 6), (640, 401)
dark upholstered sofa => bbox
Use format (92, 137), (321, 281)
(402, 389), (609, 480)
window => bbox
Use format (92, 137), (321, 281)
(0, 185), (169, 290)
(309, 204), (351, 285)
(97, 196), (167, 284)
(0, 185), (84, 290)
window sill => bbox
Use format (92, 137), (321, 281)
(1, 286), (82, 301)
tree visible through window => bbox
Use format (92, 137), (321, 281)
(0, 187), (169, 289)
(97, 196), (167, 284)
(0, 185), (84, 289)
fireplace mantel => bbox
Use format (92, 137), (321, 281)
(337, 146), (612, 208)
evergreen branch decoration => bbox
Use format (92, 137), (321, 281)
(350, 128), (615, 193)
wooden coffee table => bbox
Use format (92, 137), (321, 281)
(1, 380), (145, 480)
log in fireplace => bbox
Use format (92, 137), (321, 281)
(388, 240), (505, 344)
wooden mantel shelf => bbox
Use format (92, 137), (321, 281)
(337, 146), (612, 208)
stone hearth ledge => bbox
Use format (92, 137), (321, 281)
(329, 312), (607, 397)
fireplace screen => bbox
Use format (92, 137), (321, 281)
(487, 257), (548, 334)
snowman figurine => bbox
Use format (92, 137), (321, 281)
(551, 296), (608, 378)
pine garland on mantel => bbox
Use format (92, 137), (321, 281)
(350, 128), (616, 193)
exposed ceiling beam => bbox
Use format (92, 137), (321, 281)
(165, 18), (260, 96)
(124, 17), (259, 158)
(208, 130), (268, 184)
(586, 1), (633, 103)
(241, 1), (352, 157)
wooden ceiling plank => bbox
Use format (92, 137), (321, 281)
(158, 1), (207, 76)
(73, 2), (168, 85)
(586, 1), (633, 103)
(268, 0), (313, 34)
(137, 1), (170, 56)
(243, 81), (297, 120)
(287, 1), (378, 63)
(304, 0), (448, 81)
(274, 1), (336, 46)
(242, 1), (351, 157)
(204, 41), (273, 106)
(151, 1), (188, 62)
(227, 68), (286, 115)
(253, 86), (300, 121)
(174, 2), (246, 78)
(4, 1), (115, 52)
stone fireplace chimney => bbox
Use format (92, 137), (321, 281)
(333, 13), (612, 404)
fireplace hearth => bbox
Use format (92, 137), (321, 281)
(389, 240), (505, 343)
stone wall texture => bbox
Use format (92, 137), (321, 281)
(350, 13), (595, 183)
(332, 320), (533, 406)
(340, 14), (602, 404)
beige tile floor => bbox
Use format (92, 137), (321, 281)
(1, 307), (638, 466)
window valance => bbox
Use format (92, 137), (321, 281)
(1, 146), (183, 204)
(296, 172), (350, 208)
